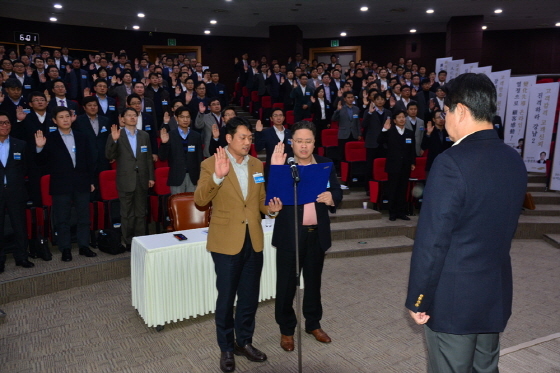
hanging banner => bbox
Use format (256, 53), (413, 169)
(549, 124), (560, 190)
(471, 66), (492, 76)
(447, 59), (464, 80)
(458, 62), (478, 75)
(503, 76), (537, 153)
(488, 70), (511, 122)
(523, 82), (560, 173)
(435, 57), (453, 81)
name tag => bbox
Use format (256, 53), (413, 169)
(305, 92), (310, 96)
(100, 126), (107, 133)
(72, 146), (76, 153)
(141, 145), (148, 153)
(13, 152), (21, 160)
(109, 105), (115, 111)
(253, 172), (265, 184)
(162, 100), (168, 105)
(24, 85), (31, 89)
(326, 105), (330, 109)
(353, 114), (358, 119)
(287, 139), (292, 145)
(419, 127), (424, 131)
(405, 138), (412, 144)
(81, 75), (87, 79)
(146, 107), (152, 112)
(219, 90), (224, 94)
(188, 145), (195, 152)
(133, 78), (137, 82)
(145, 125), (151, 131)
(49, 126), (57, 132)
(23, 108), (31, 114)
(446, 137), (452, 142)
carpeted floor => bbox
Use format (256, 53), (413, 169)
(0, 239), (558, 373)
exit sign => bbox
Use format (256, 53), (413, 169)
(168, 38), (177, 46)
(330, 39), (339, 47)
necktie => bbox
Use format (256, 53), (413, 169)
(59, 99), (65, 107)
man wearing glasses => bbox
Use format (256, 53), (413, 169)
(254, 108), (293, 178)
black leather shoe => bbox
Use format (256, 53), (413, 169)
(234, 343), (267, 362)
(389, 216), (397, 221)
(15, 259), (35, 268)
(61, 249), (72, 262)
(397, 215), (411, 221)
(79, 247), (97, 257)
(220, 351), (235, 372)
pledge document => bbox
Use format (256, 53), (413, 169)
(266, 163), (333, 205)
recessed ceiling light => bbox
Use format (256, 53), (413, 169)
(360, 6), (368, 12)
(210, 20), (217, 24)
(410, 29), (417, 33)
(204, 30), (211, 34)
(54, 4), (62, 9)
(133, 25), (140, 30)
(556, 22), (560, 27)
(137, 13), (145, 18)
(50, 17), (57, 21)
(426, 9), (434, 14)
(494, 9), (502, 14)
(340, 32), (347, 36)
(482, 25), (487, 30)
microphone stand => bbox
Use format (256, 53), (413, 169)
(292, 167), (303, 373)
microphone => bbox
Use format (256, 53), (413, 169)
(287, 157), (300, 182)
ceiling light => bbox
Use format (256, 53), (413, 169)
(137, 13), (145, 18)
(360, 6), (368, 12)
(482, 25), (487, 30)
(494, 9), (502, 14)
(210, 20), (217, 24)
(204, 30), (211, 34)
(340, 32), (347, 36)
(54, 4), (62, 9)
(133, 25), (140, 30)
(410, 29), (417, 33)
(556, 22), (560, 27)
(50, 17), (57, 21)
(426, 9), (434, 14)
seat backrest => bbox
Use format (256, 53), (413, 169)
(285, 110), (295, 125)
(168, 193), (211, 231)
(251, 91), (260, 102)
(250, 144), (258, 157)
(373, 158), (388, 181)
(344, 141), (366, 162)
(410, 157), (427, 180)
(99, 170), (119, 200)
(40, 175), (52, 207)
(154, 167), (171, 195)
(537, 78), (554, 84)
(322, 129), (339, 147)
(261, 96), (272, 108)
(272, 103), (284, 110)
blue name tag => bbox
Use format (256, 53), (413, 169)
(141, 145), (148, 153)
(446, 137), (452, 142)
(109, 105), (115, 111)
(23, 108), (31, 114)
(146, 107), (152, 112)
(327, 180), (330, 188)
(353, 114), (358, 119)
(81, 75), (87, 79)
(162, 100), (168, 105)
(13, 152), (21, 160)
(326, 105), (330, 109)
(287, 139), (292, 145)
(100, 126), (107, 133)
(24, 85), (31, 89)
(405, 138), (412, 144)
(219, 90), (224, 94)
(253, 173), (265, 184)
(419, 127), (424, 131)
(72, 146), (76, 153)
(145, 125), (151, 131)
(305, 92), (310, 95)
(49, 126), (56, 132)
(188, 145), (195, 152)
(133, 78), (137, 82)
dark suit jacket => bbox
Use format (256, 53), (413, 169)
(72, 114), (111, 175)
(108, 83), (133, 113)
(105, 128), (154, 193)
(377, 126), (416, 173)
(207, 126), (228, 156)
(10, 73), (34, 96)
(281, 80), (294, 110)
(206, 82), (229, 108)
(310, 98), (333, 123)
(47, 98), (79, 115)
(138, 112), (159, 155)
(406, 129), (527, 334)
(290, 85), (314, 121)
(254, 126), (293, 176)
(65, 68), (91, 101)
(254, 73), (269, 97)
(272, 155), (342, 253)
(95, 95), (119, 126)
(421, 128), (453, 171)
(332, 105), (361, 140)
(158, 128), (203, 186)
(362, 109), (391, 149)
(36, 129), (95, 195)
(414, 90), (436, 122)
(0, 97), (28, 139)
(265, 73), (284, 100)
(0, 136), (28, 202)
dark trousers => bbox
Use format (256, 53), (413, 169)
(338, 134), (357, 162)
(0, 188), (28, 261)
(424, 325), (500, 373)
(275, 227), (325, 336)
(118, 184), (148, 245)
(52, 191), (90, 251)
(211, 228), (263, 352)
(387, 167), (411, 217)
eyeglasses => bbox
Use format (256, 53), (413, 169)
(0, 121), (11, 126)
(293, 139), (314, 145)
(272, 114), (284, 118)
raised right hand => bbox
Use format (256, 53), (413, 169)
(383, 118), (391, 130)
(214, 147), (230, 179)
(426, 121), (434, 135)
(163, 111), (170, 124)
(255, 120), (263, 132)
(337, 100), (342, 111)
(160, 127), (169, 143)
(212, 123), (220, 138)
(111, 124), (121, 141)
(310, 96), (316, 104)
(199, 101), (206, 113)
(368, 101), (375, 113)
(35, 130), (46, 148)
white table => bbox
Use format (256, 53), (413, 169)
(131, 220), (277, 328)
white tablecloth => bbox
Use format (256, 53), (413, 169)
(131, 220), (277, 327)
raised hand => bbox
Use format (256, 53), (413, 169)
(310, 96), (316, 104)
(411, 88), (417, 96)
(337, 90), (343, 98)
(16, 106), (27, 121)
(26, 66), (33, 76)
(212, 123), (220, 138)
(92, 74), (98, 81)
(244, 64), (248, 72)
(35, 130), (46, 148)
(368, 101), (375, 113)
(160, 127), (169, 143)
(234, 57), (239, 64)
(163, 111), (170, 124)
(337, 100), (343, 111)
(362, 79), (367, 88)
(426, 121), (434, 135)
(287, 56), (292, 64)
(0, 91), (4, 104)
(43, 89), (51, 102)
(148, 180), (155, 188)
(429, 98), (436, 110)
(66, 65), (72, 73)
(143, 70), (149, 78)
(198, 102), (206, 113)
(89, 54), (95, 63)
(39, 74), (46, 83)
(280, 76), (285, 85)
(292, 81), (298, 89)
(214, 147), (230, 179)
(89, 63), (95, 71)
(185, 90), (193, 104)
(383, 118), (391, 130)
(83, 87), (91, 97)
(175, 85), (182, 96)
(116, 77), (122, 85)
(111, 75), (118, 85)
(82, 58), (88, 66)
(116, 67), (121, 75)
(111, 124), (121, 141)
(271, 142), (287, 165)
(255, 120), (263, 132)
(389, 96), (396, 107)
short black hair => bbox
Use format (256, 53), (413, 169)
(391, 109), (407, 123)
(291, 120), (316, 138)
(225, 116), (252, 137)
(93, 78), (108, 87)
(4, 78), (22, 89)
(343, 91), (354, 98)
(174, 106), (190, 117)
(407, 102), (418, 109)
(28, 91), (46, 102)
(270, 107), (284, 117)
(82, 96), (99, 107)
(444, 73), (496, 123)
(52, 106), (72, 118)
(127, 93), (142, 105)
(0, 111), (10, 121)
(121, 107), (138, 117)
(373, 93), (386, 101)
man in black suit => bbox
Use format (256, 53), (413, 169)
(290, 75), (314, 122)
(406, 73), (527, 372)
(0, 79), (28, 136)
(206, 72), (229, 109)
(415, 79), (436, 122)
(65, 59), (90, 102)
(158, 106), (203, 194)
(254, 108), (293, 178)
(429, 70), (447, 93)
(47, 80), (79, 115)
(265, 64), (284, 104)
(10, 60), (34, 97)
(108, 70), (134, 113)
(254, 64), (270, 98)
(132, 82), (158, 132)
(0, 112), (35, 272)
(91, 79), (118, 126)
(421, 109), (453, 179)
(362, 95), (391, 192)
(126, 94), (159, 162)
(34, 107), (97, 262)
(377, 109), (416, 221)
(270, 121), (342, 352)
(144, 73), (170, 129)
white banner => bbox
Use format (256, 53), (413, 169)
(489, 70), (511, 121)
(523, 82), (560, 173)
(458, 62), (478, 75)
(549, 128), (560, 190)
(503, 76), (537, 151)
(471, 66), (492, 76)
(435, 57), (453, 81)
(447, 60), (464, 80)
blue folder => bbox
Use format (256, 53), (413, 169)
(265, 163), (333, 205)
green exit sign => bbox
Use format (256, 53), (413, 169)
(331, 39), (339, 47)
(168, 38), (177, 46)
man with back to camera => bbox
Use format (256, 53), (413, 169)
(194, 116), (282, 372)
(406, 73), (527, 372)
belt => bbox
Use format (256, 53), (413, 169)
(303, 225), (318, 232)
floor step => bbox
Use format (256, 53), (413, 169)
(338, 191), (371, 209)
(326, 235), (414, 259)
(330, 217), (418, 241)
(527, 183), (547, 192)
(529, 192), (560, 205)
(329, 207), (381, 223)
(522, 204), (560, 216)
(515, 215), (560, 239)
(528, 173), (547, 183)
(542, 234), (560, 249)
